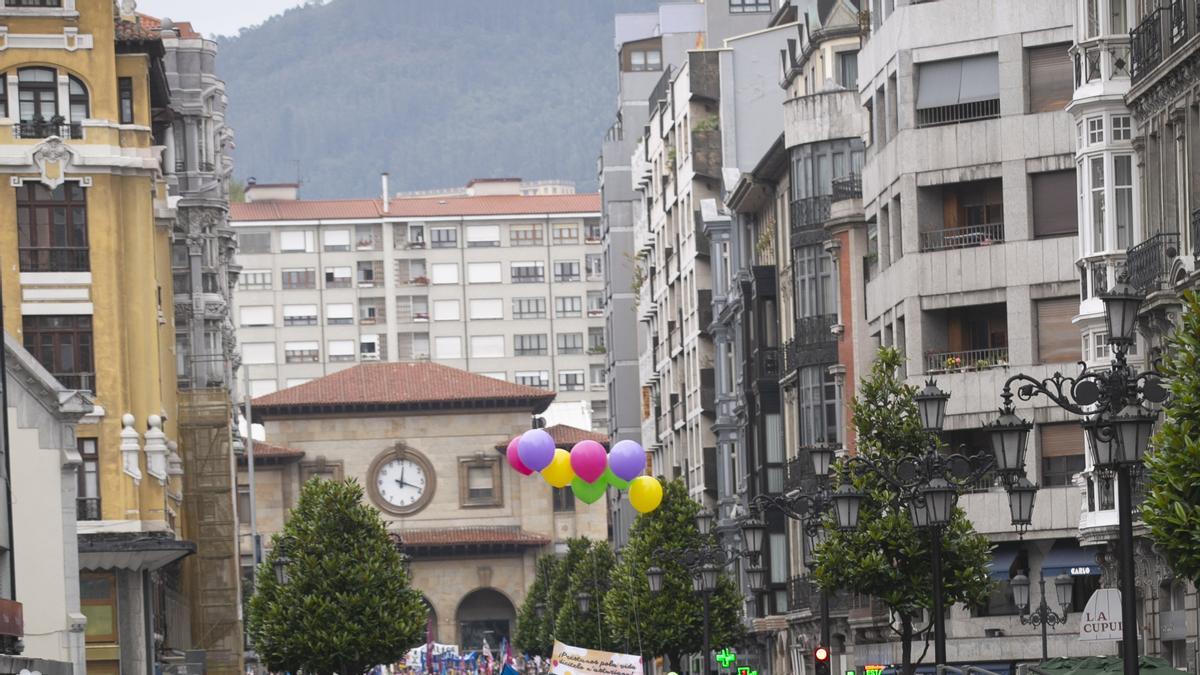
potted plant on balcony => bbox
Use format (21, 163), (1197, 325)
(973, 359), (991, 371)
(411, 275), (429, 286)
(944, 355), (963, 372)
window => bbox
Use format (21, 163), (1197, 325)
(396, 258), (427, 284)
(915, 55), (1000, 127)
(513, 297), (546, 319)
(516, 370), (550, 388)
(360, 335), (380, 359)
(552, 486), (575, 512)
(1111, 115), (1131, 141)
(467, 262), (502, 284)
(1036, 298), (1083, 364)
(279, 230), (314, 253)
(514, 334), (547, 356)
(587, 291), (605, 317)
(322, 229), (351, 251)
(431, 227), (457, 248)
(471, 335), (504, 358)
(239, 306), (274, 326)
(480, 372), (507, 381)
(837, 51), (859, 89)
(554, 260), (580, 282)
(357, 260), (382, 287)
(552, 224), (579, 245)
(239, 270), (271, 290)
(81, 573), (117, 643)
(283, 304), (318, 326)
(18, 67), (57, 122)
(284, 341), (319, 363)
(77, 438), (99, 521)
(469, 298), (503, 320)
(555, 296), (582, 317)
(328, 340), (356, 362)
(729, 0), (772, 12)
(433, 299), (461, 321)
(17, 181), (89, 272)
(431, 263), (459, 284)
(324, 266), (352, 288)
(360, 300), (384, 324)
(1027, 43), (1073, 112)
(584, 219), (602, 243)
(558, 370), (585, 391)
(242, 343), (276, 365)
(1085, 0), (1100, 37)
(794, 245), (834, 318)
(511, 262), (545, 283)
(628, 49), (663, 71)
(325, 303), (354, 325)
(23, 315), (93, 391)
(557, 333), (584, 354)
(1110, 0), (1127, 33)
(1087, 116), (1104, 144)
(466, 225), (500, 247)
(590, 364), (606, 389)
(397, 332), (431, 360)
(586, 254), (604, 280)
(588, 327), (606, 353)
(1031, 170), (1078, 238)
(355, 224), (382, 250)
(1113, 155), (1133, 249)
(1089, 156), (1106, 251)
(238, 232), (271, 254)
(118, 77), (134, 124)
(798, 365), (838, 444)
(1040, 423), (1085, 486)
(459, 457), (502, 507)
(511, 224), (543, 246)
(435, 336), (462, 359)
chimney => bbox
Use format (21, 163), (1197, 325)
(381, 172), (390, 213)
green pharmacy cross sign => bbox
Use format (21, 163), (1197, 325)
(716, 648), (737, 668)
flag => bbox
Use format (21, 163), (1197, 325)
(500, 665), (520, 675)
(499, 638), (512, 665)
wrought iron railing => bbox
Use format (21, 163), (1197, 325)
(796, 313), (838, 347)
(915, 98), (1000, 128)
(790, 195), (832, 233)
(53, 372), (94, 392)
(919, 222), (1004, 252)
(755, 347), (781, 380)
(14, 119), (82, 139)
(831, 173), (862, 202)
(783, 338), (799, 373)
(1126, 232), (1180, 294)
(77, 497), (101, 521)
(924, 346), (1009, 374)
(788, 575), (814, 612)
(1169, 0), (1189, 45)
(19, 247), (89, 272)
(1131, 8), (1164, 83)
(1191, 209), (1200, 264)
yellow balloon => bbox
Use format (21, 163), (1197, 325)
(541, 448), (575, 488)
(629, 476), (663, 513)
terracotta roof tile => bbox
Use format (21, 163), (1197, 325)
(394, 526), (550, 548)
(495, 424), (609, 451)
(252, 362), (556, 416)
(115, 17), (159, 42)
(237, 439), (304, 463)
(230, 193), (600, 222)
(137, 14), (202, 38)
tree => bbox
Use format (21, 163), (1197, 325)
(555, 540), (616, 650)
(812, 347), (992, 675)
(604, 479), (744, 671)
(246, 478), (427, 675)
(515, 555), (560, 657)
(1143, 290), (1200, 585)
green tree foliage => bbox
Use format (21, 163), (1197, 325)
(556, 541), (616, 650)
(1144, 290), (1200, 584)
(813, 347), (992, 675)
(246, 478), (426, 675)
(514, 555), (559, 656)
(604, 479), (744, 671)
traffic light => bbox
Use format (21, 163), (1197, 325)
(813, 646), (831, 675)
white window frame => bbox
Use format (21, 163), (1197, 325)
(469, 298), (504, 320)
(431, 263), (459, 285)
(434, 336), (463, 359)
(470, 335), (505, 359)
(239, 305), (274, 326)
(467, 262), (503, 284)
(433, 299), (461, 321)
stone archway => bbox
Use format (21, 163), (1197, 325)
(422, 595), (439, 641)
(455, 588), (516, 651)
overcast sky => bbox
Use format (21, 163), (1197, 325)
(135, 0), (309, 37)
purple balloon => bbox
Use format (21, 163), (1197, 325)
(608, 439), (646, 481)
(570, 440), (608, 483)
(517, 429), (556, 472)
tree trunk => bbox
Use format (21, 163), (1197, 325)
(666, 650), (682, 674)
(901, 616), (914, 675)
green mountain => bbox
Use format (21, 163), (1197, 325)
(217, 0), (661, 198)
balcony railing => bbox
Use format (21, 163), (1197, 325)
(796, 313), (838, 347)
(925, 346), (1009, 374)
(754, 347), (781, 380)
(1169, 0), (1190, 45)
(919, 222), (1004, 252)
(14, 118), (82, 140)
(53, 372), (94, 392)
(790, 195), (832, 233)
(1131, 8), (1165, 83)
(915, 98), (1000, 128)
(19, 247), (89, 272)
(831, 173), (862, 202)
(77, 497), (101, 521)
(783, 338), (799, 373)
(1127, 232), (1181, 294)
(789, 577), (852, 613)
(1192, 210), (1200, 263)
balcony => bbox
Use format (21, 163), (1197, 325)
(19, 247), (89, 272)
(796, 313), (837, 348)
(691, 127), (722, 180)
(14, 117), (82, 140)
(790, 195), (831, 233)
(700, 367), (716, 417)
(922, 302), (1007, 374)
(919, 222), (1004, 252)
(915, 98), (1000, 128)
(1131, 9), (1164, 82)
(847, 593), (891, 626)
(53, 372), (94, 392)
(924, 346), (1009, 374)
(783, 338), (799, 373)
(1192, 210), (1200, 263)
(77, 497), (100, 521)
(754, 347), (781, 380)
(1126, 232), (1181, 294)
(831, 173), (862, 202)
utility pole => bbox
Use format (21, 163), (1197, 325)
(244, 365), (261, 577)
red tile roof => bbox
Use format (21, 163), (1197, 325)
(495, 424), (609, 451)
(114, 17), (159, 42)
(252, 362), (556, 417)
(394, 527), (550, 548)
(230, 193), (600, 222)
(136, 14), (201, 38)
(237, 439), (304, 463)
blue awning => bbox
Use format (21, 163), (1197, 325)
(987, 543), (1021, 580)
(1041, 540), (1101, 577)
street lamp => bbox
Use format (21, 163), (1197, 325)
(576, 591), (591, 614)
(990, 276), (1165, 675)
(272, 535), (296, 586)
(1009, 571), (1073, 661)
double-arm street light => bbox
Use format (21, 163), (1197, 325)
(988, 276), (1165, 675)
(647, 510), (766, 675)
(1010, 571), (1073, 661)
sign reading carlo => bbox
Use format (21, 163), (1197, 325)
(1078, 588), (1125, 641)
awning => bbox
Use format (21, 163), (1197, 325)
(78, 531), (196, 571)
(987, 543), (1021, 580)
(1042, 540), (1101, 577)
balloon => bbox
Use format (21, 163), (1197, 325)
(602, 467), (630, 491)
(571, 476), (607, 504)
(541, 449), (575, 488)
(506, 436), (533, 476)
(629, 476), (663, 513)
(517, 429), (556, 472)
(569, 440), (608, 483)
(608, 439), (647, 481)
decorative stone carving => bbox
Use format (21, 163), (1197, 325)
(167, 440), (183, 477)
(144, 414), (168, 483)
(31, 137), (74, 190)
(120, 413), (142, 484)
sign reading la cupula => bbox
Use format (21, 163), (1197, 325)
(1079, 588), (1126, 642)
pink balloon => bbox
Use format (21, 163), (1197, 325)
(569, 440), (608, 483)
(506, 436), (533, 476)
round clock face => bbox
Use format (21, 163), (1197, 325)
(375, 458), (428, 509)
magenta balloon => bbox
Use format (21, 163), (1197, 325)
(517, 429), (556, 472)
(506, 436), (534, 476)
(608, 439), (647, 481)
(569, 440), (608, 483)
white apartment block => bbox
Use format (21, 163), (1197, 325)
(229, 178), (609, 431)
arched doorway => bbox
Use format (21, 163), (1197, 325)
(422, 596), (438, 641)
(456, 588), (515, 651)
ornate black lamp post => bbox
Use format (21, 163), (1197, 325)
(1010, 571), (1073, 661)
(647, 510), (765, 675)
(272, 535), (297, 585)
(989, 277), (1164, 675)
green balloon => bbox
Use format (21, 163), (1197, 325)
(571, 476), (607, 504)
(603, 467), (630, 491)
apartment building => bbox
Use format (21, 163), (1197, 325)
(230, 178), (609, 430)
